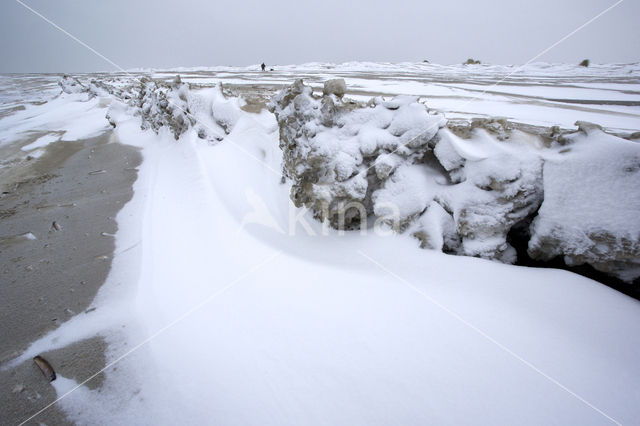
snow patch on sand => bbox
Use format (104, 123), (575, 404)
(0, 93), (111, 145)
(21, 134), (59, 151)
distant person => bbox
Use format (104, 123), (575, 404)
(261, 63), (266, 71)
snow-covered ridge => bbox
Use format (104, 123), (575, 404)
(55, 73), (640, 283)
(59, 75), (241, 142)
(269, 79), (640, 282)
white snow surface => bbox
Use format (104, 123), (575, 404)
(147, 61), (640, 132)
(20, 133), (59, 151)
(2, 62), (640, 425)
(528, 127), (640, 279)
(534, 129), (640, 237)
(0, 92), (111, 145)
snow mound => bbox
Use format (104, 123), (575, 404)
(58, 75), (89, 95)
(434, 128), (544, 263)
(323, 78), (347, 97)
(270, 80), (640, 278)
(269, 79), (445, 229)
(65, 74), (241, 141)
(529, 124), (640, 281)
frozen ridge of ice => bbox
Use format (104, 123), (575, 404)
(270, 79), (640, 281)
(55, 74), (640, 282)
(60, 74), (241, 142)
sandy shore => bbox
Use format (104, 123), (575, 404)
(0, 130), (141, 424)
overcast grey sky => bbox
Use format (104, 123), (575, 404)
(1, 0), (638, 73)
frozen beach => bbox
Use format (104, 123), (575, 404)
(1, 62), (640, 425)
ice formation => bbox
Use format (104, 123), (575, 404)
(106, 76), (243, 142)
(55, 75), (640, 282)
(268, 78), (446, 229)
(60, 75), (241, 142)
(270, 80), (640, 280)
(528, 122), (640, 282)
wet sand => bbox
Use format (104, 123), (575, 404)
(0, 130), (141, 425)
